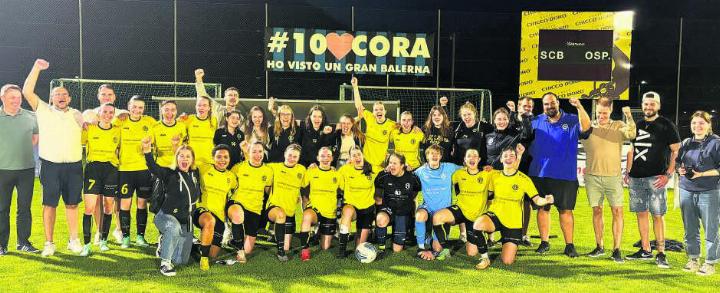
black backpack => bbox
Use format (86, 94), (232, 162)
(149, 175), (166, 214)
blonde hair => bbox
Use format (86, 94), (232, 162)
(273, 105), (297, 138)
(691, 111), (713, 135)
(459, 102), (478, 118)
(172, 144), (196, 170)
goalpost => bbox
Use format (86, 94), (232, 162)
(339, 84), (493, 123)
(50, 78), (222, 119)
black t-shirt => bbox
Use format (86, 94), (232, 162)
(423, 126), (454, 162)
(213, 127), (245, 168)
(629, 116), (681, 178)
(453, 121), (493, 165)
(374, 170), (422, 216)
(268, 125), (302, 163)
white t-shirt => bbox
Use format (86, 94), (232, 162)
(36, 100), (83, 163)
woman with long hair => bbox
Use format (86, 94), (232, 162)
(331, 114), (364, 167)
(299, 105), (334, 167)
(423, 105), (454, 163)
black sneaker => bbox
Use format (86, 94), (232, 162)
(564, 244), (579, 258)
(535, 241), (550, 254)
(611, 249), (624, 263)
(626, 249), (653, 260)
(0, 246), (7, 256)
(160, 264), (176, 277)
(587, 246), (605, 258)
(16, 242), (40, 253)
(656, 252), (670, 269)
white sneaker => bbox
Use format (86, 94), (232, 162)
(93, 232), (101, 246)
(41, 242), (56, 257)
(68, 239), (83, 254)
(112, 229), (123, 244)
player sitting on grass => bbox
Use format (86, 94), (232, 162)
(431, 148), (492, 260)
(472, 145), (553, 270)
(374, 152), (422, 257)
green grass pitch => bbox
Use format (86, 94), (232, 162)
(0, 179), (717, 292)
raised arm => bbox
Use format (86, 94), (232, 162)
(268, 96), (278, 116)
(569, 98), (591, 132)
(351, 77), (364, 117)
(22, 59), (50, 111)
(194, 68), (211, 98)
(621, 106), (636, 140)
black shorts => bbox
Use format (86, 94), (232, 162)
(484, 212), (522, 245)
(530, 176), (578, 211)
(268, 208), (296, 234)
(346, 204), (375, 230)
(448, 205), (473, 227)
(225, 200), (262, 238)
(40, 159), (83, 207)
(84, 161), (118, 196)
(305, 207), (338, 236)
(192, 207), (225, 246)
(118, 170), (153, 199)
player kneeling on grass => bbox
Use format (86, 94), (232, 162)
(374, 153), (422, 257)
(193, 144), (238, 271)
(143, 138), (200, 276)
(431, 149), (492, 260)
(299, 147), (343, 261)
(267, 144), (306, 262)
(472, 145), (553, 270)
(79, 103), (121, 256)
(336, 146), (377, 258)
(225, 141), (273, 264)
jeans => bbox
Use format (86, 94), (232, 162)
(679, 188), (720, 263)
(628, 176), (668, 215)
(0, 169), (35, 247)
(153, 210), (193, 265)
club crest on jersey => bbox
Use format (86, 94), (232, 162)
(288, 135), (294, 141)
(410, 139), (416, 144)
(487, 137), (494, 145)
(227, 178), (231, 184)
(477, 177), (483, 183)
(562, 124), (569, 131)
(313, 138), (317, 143)
(297, 173), (302, 179)
(366, 175), (372, 180)
(143, 126), (149, 132)
(512, 184), (519, 191)
(382, 130), (388, 135)
(113, 137), (119, 143)
(333, 177), (338, 184)
(262, 175), (267, 181)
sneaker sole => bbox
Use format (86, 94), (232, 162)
(161, 272), (177, 277)
(625, 257), (654, 261)
(657, 264), (670, 269)
(587, 254), (605, 258)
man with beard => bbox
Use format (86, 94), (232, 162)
(624, 91), (680, 268)
(195, 69), (241, 128)
(528, 92), (590, 257)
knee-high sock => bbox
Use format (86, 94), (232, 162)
(101, 213), (112, 241)
(473, 229), (488, 254)
(375, 226), (388, 249)
(299, 231), (310, 249)
(433, 224), (448, 248)
(231, 223), (245, 250)
(136, 208), (148, 237)
(119, 210), (131, 237)
(82, 214), (93, 245)
(415, 220), (427, 249)
(200, 245), (210, 257)
(275, 222), (286, 253)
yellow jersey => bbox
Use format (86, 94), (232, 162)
(391, 128), (425, 169)
(185, 114), (217, 165)
(230, 161), (273, 214)
(151, 120), (187, 168)
(361, 110), (395, 167)
(452, 168), (492, 221)
(117, 116), (157, 171)
(197, 163), (238, 221)
(303, 167), (343, 218)
(82, 123), (121, 166)
(268, 163), (306, 216)
(338, 164), (376, 210)
(487, 170), (539, 229)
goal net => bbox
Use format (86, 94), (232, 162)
(339, 84), (493, 123)
(49, 78), (222, 119)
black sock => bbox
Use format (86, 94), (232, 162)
(82, 214), (93, 245)
(119, 210), (131, 237)
(433, 224), (448, 248)
(231, 223), (245, 250)
(136, 208), (148, 237)
(299, 231), (310, 249)
(200, 245), (210, 257)
(101, 213), (112, 241)
(338, 233), (349, 251)
(375, 226), (387, 248)
(275, 222), (286, 254)
(473, 229), (488, 254)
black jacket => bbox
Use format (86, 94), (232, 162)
(145, 153), (201, 224)
(453, 121), (493, 165)
(299, 121), (334, 167)
(329, 129), (363, 167)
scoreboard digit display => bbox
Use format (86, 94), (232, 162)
(537, 30), (613, 81)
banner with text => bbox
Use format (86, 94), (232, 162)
(265, 28), (434, 76)
(519, 11), (634, 100)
